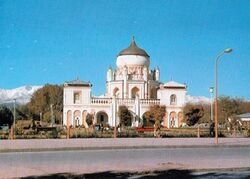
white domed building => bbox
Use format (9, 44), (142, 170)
(63, 37), (187, 128)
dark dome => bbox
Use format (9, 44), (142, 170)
(118, 37), (150, 57)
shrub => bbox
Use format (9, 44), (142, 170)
(46, 130), (58, 138)
(118, 128), (138, 138)
(23, 130), (36, 135)
(15, 127), (24, 135)
(247, 129), (250, 137)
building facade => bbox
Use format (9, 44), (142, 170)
(63, 37), (187, 128)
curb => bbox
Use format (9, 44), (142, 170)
(1, 144), (250, 153)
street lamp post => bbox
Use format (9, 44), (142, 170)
(209, 87), (214, 123)
(214, 48), (233, 144)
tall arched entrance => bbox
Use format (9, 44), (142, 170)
(124, 110), (133, 127)
(96, 111), (109, 125)
(169, 111), (177, 128)
(73, 110), (80, 127)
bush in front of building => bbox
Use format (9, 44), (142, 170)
(118, 128), (138, 138)
(246, 129), (250, 137)
(118, 105), (133, 128)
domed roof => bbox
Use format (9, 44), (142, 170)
(118, 37), (150, 57)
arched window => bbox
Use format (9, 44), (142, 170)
(131, 87), (140, 99)
(73, 91), (81, 104)
(170, 94), (177, 105)
(113, 88), (120, 97)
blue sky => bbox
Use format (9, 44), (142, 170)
(0, 0), (249, 99)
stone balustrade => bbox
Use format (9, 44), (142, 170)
(91, 98), (112, 104)
(140, 99), (160, 105)
(117, 98), (135, 105)
(91, 97), (160, 106)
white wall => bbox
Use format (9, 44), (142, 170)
(158, 88), (186, 107)
(64, 86), (91, 105)
(109, 82), (123, 98)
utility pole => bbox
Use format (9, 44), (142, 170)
(209, 87), (214, 122)
(114, 111), (117, 139)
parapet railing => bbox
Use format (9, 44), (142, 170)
(91, 97), (160, 106)
(91, 98), (112, 104)
(140, 99), (160, 105)
(116, 98), (135, 105)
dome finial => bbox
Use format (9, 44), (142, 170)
(131, 35), (136, 46)
(117, 36), (150, 57)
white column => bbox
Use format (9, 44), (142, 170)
(111, 97), (117, 127)
(175, 117), (178, 128)
(80, 110), (83, 126)
(133, 95), (140, 127)
(63, 110), (66, 126)
(71, 111), (74, 128)
(168, 112), (170, 128)
(123, 66), (128, 98)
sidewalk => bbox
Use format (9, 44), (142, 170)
(0, 138), (250, 152)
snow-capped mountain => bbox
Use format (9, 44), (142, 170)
(0, 85), (210, 105)
(185, 95), (210, 104)
(0, 85), (42, 105)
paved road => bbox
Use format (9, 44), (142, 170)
(0, 147), (250, 178)
(1, 138), (250, 152)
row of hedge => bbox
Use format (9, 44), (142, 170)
(1, 127), (249, 139)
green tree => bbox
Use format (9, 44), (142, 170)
(238, 100), (250, 114)
(86, 113), (93, 127)
(182, 96), (250, 127)
(0, 106), (14, 129)
(118, 105), (132, 128)
(218, 96), (241, 124)
(144, 105), (166, 136)
(226, 115), (242, 131)
(142, 111), (154, 127)
(197, 104), (210, 124)
(183, 103), (205, 126)
(28, 84), (63, 124)
(16, 105), (29, 120)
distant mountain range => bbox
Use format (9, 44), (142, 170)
(0, 85), (210, 105)
(0, 85), (42, 105)
(185, 95), (210, 104)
